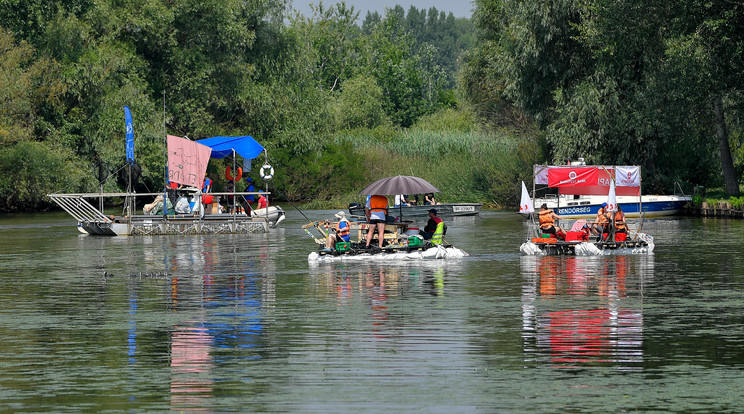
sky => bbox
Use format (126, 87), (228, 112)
(291, 0), (474, 20)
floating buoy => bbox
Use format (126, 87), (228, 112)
(260, 164), (274, 181)
(226, 166), (242, 181)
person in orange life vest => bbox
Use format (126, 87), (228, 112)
(365, 195), (388, 249)
(538, 203), (564, 237)
(420, 209), (444, 240)
(613, 205), (626, 234)
(591, 203), (610, 235)
(326, 211), (351, 250)
(257, 194), (268, 209)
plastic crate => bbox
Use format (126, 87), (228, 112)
(335, 242), (350, 252)
(407, 236), (423, 247)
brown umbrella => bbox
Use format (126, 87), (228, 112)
(359, 175), (440, 195)
(360, 176), (440, 221)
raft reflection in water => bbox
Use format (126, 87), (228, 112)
(520, 255), (654, 368)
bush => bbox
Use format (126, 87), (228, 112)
(0, 141), (91, 212)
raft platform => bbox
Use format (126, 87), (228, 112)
(521, 233), (654, 256)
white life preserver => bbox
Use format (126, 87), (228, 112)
(260, 164), (274, 181)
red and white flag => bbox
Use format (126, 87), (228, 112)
(606, 180), (618, 212)
(519, 181), (534, 213)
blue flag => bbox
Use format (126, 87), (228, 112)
(124, 106), (134, 163)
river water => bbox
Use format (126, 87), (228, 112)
(1, 210), (743, 412)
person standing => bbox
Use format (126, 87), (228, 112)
(202, 173), (212, 193)
(365, 195), (388, 249)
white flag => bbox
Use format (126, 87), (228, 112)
(519, 181), (534, 213)
(615, 166), (640, 187)
(606, 180), (617, 212)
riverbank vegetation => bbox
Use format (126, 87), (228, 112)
(0, 1), (742, 213)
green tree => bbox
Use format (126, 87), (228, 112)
(467, 0), (743, 193)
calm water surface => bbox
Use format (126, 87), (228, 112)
(1, 210), (743, 412)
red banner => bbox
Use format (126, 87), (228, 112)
(548, 167), (599, 187)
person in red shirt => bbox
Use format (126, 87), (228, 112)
(257, 194), (268, 209)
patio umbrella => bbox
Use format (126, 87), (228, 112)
(359, 175), (439, 195)
(359, 175), (440, 222)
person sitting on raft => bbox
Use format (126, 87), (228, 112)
(325, 211), (351, 251)
(591, 203), (610, 236)
(394, 194), (410, 207)
(256, 194), (269, 210)
(365, 194), (388, 249)
(538, 203), (564, 238)
(420, 209), (446, 241)
(613, 205), (626, 234)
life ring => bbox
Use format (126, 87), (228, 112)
(225, 166), (242, 181)
(260, 164), (274, 181)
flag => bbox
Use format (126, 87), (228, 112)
(615, 166), (640, 187)
(167, 135), (212, 189)
(519, 181), (534, 213)
(606, 180), (617, 212)
(124, 106), (134, 163)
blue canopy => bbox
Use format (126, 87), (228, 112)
(196, 135), (265, 160)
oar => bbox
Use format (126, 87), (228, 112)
(301, 222), (326, 244)
(633, 211), (646, 241)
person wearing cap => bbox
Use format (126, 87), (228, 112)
(420, 208), (446, 241)
(326, 211), (351, 250)
(591, 203), (610, 236)
(239, 176), (255, 214)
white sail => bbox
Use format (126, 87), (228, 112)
(519, 181), (534, 213)
(606, 179), (617, 212)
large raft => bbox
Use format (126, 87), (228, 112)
(303, 219), (467, 262)
(520, 233), (654, 256)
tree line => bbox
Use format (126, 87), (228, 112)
(1, 0), (741, 213)
(0, 0), (487, 212)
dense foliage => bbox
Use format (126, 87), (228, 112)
(4, 0), (738, 213)
(462, 0), (744, 195)
(0, 1), (492, 212)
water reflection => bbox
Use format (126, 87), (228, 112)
(309, 262), (457, 301)
(307, 262), (460, 341)
(170, 321), (214, 411)
(93, 233), (281, 412)
(521, 255), (653, 368)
